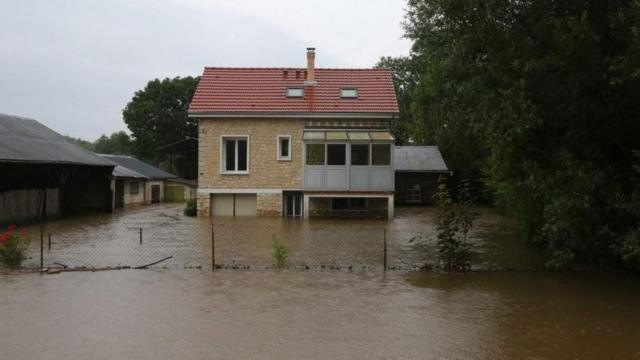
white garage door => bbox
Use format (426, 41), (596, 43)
(212, 194), (257, 216)
(234, 194), (257, 216)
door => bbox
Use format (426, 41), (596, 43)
(283, 192), (303, 217)
(114, 180), (124, 208)
(212, 194), (257, 216)
(164, 185), (184, 202)
(151, 185), (161, 204)
(212, 194), (234, 216)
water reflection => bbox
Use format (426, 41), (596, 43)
(21, 204), (545, 271)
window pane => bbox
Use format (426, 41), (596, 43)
(130, 181), (139, 194)
(225, 139), (236, 171)
(349, 198), (367, 210)
(371, 144), (391, 165)
(331, 198), (348, 210)
(306, 144), (325, 165)
(340, 89), (358, 98)
(351, 144), (369, 165)
(326, 131), (347, 140)
(280, 138), (289, 158)
(327, 144), (346, 165)
(237, 139), (247, 171)
(286, 88), (303, 97)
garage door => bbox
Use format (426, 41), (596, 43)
(212, 194), (257, 216)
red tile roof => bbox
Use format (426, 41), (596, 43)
(188, 67), (399, 116)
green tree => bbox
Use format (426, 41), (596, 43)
(376, 56), (419, 144)
(94, 131), (132, 155)
(400, 0), (640, 268)
(123, 76), (199, 160)
(64, 135), (95, 151)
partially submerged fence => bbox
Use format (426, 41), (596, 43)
(22, 222), (429, 272)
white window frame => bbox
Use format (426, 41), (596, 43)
(277, 135), (292, 161)
(220, 135), (250, 175)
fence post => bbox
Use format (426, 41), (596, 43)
(139, 227), (143, 245)
(48, 233), (51, 251)
(211, 223), (215, 272)
(40, 227), (44, 269)
(383, 228), (387, 272)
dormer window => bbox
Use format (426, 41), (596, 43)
(286, 88), (304, 98)
(340, 88), (358, 98)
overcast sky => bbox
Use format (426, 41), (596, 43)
(0, 0), (411, 140)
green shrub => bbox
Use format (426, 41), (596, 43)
(184, 199), (197, 217)
(271, 235), (288, 268)
(435, 178), (477, 272)
(0, 225), (29, 268)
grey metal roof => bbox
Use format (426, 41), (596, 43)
(112, 164), (147, 179)
(394, 146), (449, 172)
(0, 113), (114, 166)
(100, 154), (177, 180)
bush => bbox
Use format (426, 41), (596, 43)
(271, 235), (288, 268)
(0, 225), (29, 268)
(435, 178), (477, 272)
(184, 199), (197, 217)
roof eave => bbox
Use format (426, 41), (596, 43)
(187, 111), (398, 119)
(0, 158), (115, 167)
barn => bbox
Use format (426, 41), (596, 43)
(99, 154), (178, 208)
(0, 113), (115, 224)
(394, 146), (451, 206)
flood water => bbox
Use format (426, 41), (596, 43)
(3, 205), (640, 358)
(1, 270), (639, 359)
(21, 204), (546, 271)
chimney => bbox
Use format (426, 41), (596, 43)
(304, 47), (317, 86)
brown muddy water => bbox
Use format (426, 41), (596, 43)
(21, 204), (546, 271)
(3, 205), (640, 359)
(0, 270), (639, 359)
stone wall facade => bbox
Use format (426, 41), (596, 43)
(257, 193), (282, 216)
(197, 118), (304, 216)
(125, 179), (146, 205)
(198, 118), (304, 189)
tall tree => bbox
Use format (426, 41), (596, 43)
(123, 76), (199, 160)
(400, 0), (640, 268)
(376, 56), (419, 145)
(94, 131), (133, 155)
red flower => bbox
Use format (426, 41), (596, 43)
(7, 224), (15, 233)
(0, 233), (8, 244)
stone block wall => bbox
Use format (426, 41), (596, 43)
(257, 193), (282, 216)
(198, 118), (304, 189)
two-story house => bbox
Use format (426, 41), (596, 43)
(188, 48), (399, 219)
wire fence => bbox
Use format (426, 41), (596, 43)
(20, 222), (431, 272)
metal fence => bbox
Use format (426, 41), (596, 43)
(21, 222), (429, 272)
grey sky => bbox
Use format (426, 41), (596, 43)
(0, 0), (411, 140)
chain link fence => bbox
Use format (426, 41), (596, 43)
(21, 222), (430, 272)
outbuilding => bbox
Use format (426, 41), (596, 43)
(394, 146), (450, 206)
(0, 113), (115, 224)
(99, 154), (179, 208)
